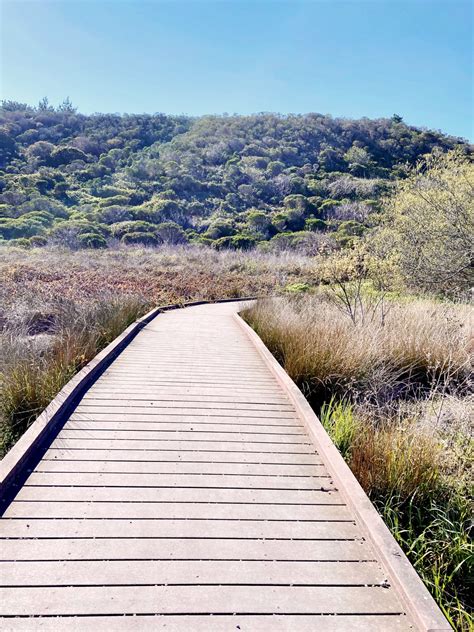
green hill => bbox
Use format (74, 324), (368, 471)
(0, 100), (470, 250)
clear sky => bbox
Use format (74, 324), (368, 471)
(1, 0), (472, 139)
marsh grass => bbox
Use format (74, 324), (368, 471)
(0, 296), (149, 455)
(243, 296), (473, 630)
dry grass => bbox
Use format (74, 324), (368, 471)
(244, 295), (473, 630)
(0, 244), (317, 320)
(0, 297), (149, 454)
(0, 243), (318, 454)
(244, 295), (472, 404)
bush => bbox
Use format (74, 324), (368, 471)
(305, 218), (328, 231)
(110, 220), (157, 239)
(375, 149), (474, 295)
(228, 234), (257, 250)
(121, 231), (159, 246)
(29, 235), (48, 247)
(77, 232), (107, 249)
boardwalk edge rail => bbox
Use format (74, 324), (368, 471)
(235, 311), (452, 632)
(0, 297), (254, 512)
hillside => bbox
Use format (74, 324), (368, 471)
(0, 100), (470, 250)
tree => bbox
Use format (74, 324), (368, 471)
(344, 145), (374, 176)
(37, 97), (54, 111)
(205, 220), (236, 240)
(0, 130), (17, 168)
(155, 221), (187, 244)
(376, 149), (474, 294)
(246, 210), (274, 238)
(50, 146), (89, 166)
(57, 97), (76, 113)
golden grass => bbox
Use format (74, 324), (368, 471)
(0, 296), (150, 454)
(243, 296), (472, 399)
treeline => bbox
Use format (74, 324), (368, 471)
(0, 99), (469, 251)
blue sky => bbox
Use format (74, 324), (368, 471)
(1, 0), (472, 139)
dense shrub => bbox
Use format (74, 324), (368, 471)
(121, 231), (159, 246)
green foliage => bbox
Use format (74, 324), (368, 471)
(110, 220), (157, 239)
(305, 218), (327, 231)
(284, 282), (311, 294)
(205, 220), (236, 240)
(320, 397), (358, 459)
(155, 221), (187, 244)
(121, 231), (159, 246)
(0, 104), (469, 249)
(77, 232), (107, 249)
(335, 220), (366, 246)
(373, 149), (474, 295)
(228, 234), (258, 250)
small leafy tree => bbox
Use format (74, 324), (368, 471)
(377, 149), (474, 294)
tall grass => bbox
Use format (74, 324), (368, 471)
(0, 296), (150, 455)
(243, 296), (473, 630)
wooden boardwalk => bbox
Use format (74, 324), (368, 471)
(0, 302), (450, 630)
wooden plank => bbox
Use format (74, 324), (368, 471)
(0, 585), (404, 616)
(48, 439), (315, 453)
(31, 460), (328, 476)
(0, 559), (386, 586)
(15, 486), (340, 504)
(0, 614), (414, 631)
(56, 430), (309, 444)
(74, 406), (297, 418)
(0, 518), (357, 539)
(77, 400), (294, 411)
(82, 395), (293, 405)
(63, 420), (306, 433)
(101, 371), (277, 381)
(0, 538), (374, 561)
(42, 448), (322, 464)
(24, 472), (333, 490)
(67, 413), (301, 425)
(92, 383), (284, 393)
(3, 501), (351, 521)
(94, 381), (282, 389)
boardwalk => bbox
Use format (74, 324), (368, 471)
(0, 302), (449, 630)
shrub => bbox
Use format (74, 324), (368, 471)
(29, 235), (48, 247)
(77, 232), (107, 249)
(305, 218), (327, 231)
(110, 220), (157, 239)
(285, 282), (311, 294)
(228, 234), (257, 250)
(155, 221), (188, 245)
(121, 231), (159, 246)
